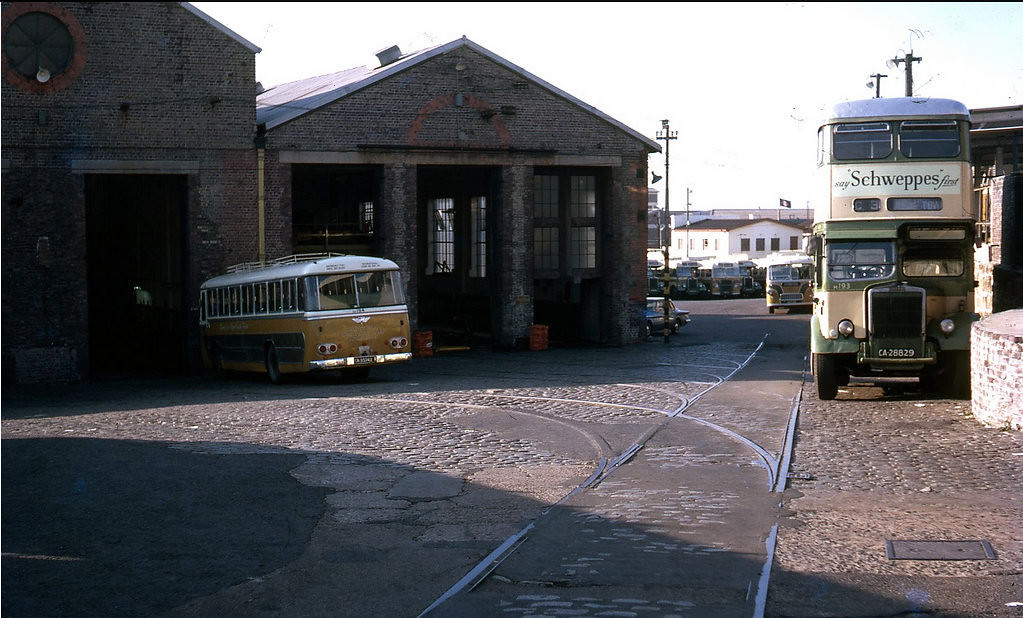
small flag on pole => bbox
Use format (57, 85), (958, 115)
(779, 198), (791, 208)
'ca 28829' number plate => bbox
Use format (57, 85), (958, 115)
(877, 348), (916, 358)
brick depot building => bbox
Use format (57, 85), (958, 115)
(1, 3), (658, 383)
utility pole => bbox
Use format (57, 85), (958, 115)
(868, 73), (887, 98)
(888, 52), (922, 96)
(685, 187), (692, 258)
(656, 119), (677, 344)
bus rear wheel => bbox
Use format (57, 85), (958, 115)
(813, 353), (838, 401)
(265, 344), (284, 385)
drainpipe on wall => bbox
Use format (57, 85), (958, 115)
(255, 123), (267, 264)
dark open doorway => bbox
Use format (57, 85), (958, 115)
(417, 166), (498, 345)
(85, 174), (188, 376)
(291, 165), (381, 255)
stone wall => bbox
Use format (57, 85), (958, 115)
(971, 310), (1023, 430)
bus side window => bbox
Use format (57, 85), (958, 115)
(255, 283), (267, 313)
(241, 285), (253, 315)
(230, 287), (241, 316)
(269, 281), (281, 313)
(282, 280), (295, 312)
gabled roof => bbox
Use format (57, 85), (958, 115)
(180, 3), (261, 54)
(255, 36), (660, 152)
(681, 218), (811, 232)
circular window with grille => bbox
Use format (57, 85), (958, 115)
(2, 3), (86, 93)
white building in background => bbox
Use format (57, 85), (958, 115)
(667, 218), (812, 264)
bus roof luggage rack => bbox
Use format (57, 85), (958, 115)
(225, 253), (346, 273)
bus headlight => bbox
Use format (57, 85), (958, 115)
(940, 318), (955, 335)
(389, 337), (408, 349)
(317, 343), (338, 355)
(837, 319), (855, 337)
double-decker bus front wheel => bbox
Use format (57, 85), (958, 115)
(813, 353), (839, 401)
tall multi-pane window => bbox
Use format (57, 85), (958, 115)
(534, 175), (560, 271)
(568, 175), (596, 269)
(534, 175), (559, 218)
(534, 227), (559, 270)
(533, 172), (599, 273)
(470, 196), (486, 278)
(427, 198), (455, 275)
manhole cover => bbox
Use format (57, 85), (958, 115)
(886, 540), (997, 560)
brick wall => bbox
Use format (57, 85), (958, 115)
(971, 310), (1023, 430)
(2, 2), (258, 382)
(264, 42), (654, 346)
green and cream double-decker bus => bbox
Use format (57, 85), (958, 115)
(809, 97), (977, 400)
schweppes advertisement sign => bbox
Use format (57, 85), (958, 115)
(832, 164), (962, 197)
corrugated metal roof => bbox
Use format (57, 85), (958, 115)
(255, 37), (660, 152)
(179, 3), (261, 54)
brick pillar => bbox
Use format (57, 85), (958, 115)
(380, 163), (419, 327)
(497, 161), (533, 348)
(606, 156), (650, 344)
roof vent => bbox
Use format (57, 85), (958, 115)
(375, 45), (402, 67)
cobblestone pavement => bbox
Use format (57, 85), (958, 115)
(769, 379), (1023, 617)
(4, 299), (1020, 618)
(3, 302), (781, 617)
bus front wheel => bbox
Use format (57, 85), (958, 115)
(813, 353), (838, 401)
(265, 344), (284, 385)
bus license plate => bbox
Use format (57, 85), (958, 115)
(877, 348), (916, 358)
(353, 356), (376, 365)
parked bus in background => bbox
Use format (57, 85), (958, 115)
(810, 97), (977, 400)
(765, 254), (813, 314)
(672, 260), (708, 298)
(738, 260), (764, 298)
(199, 254), (412, 383)
(699, 260), (743, 297)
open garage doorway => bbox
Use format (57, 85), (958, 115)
(417, 166), (498, 346)
(85, 175), (188, 376)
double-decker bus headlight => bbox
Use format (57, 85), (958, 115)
(837, 320), (855, 337)
(940, 319), (955, 335)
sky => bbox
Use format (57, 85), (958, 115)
(192, 2), (1023, 213)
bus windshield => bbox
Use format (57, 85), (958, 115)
(902, 251), (964, 277)
(769, 264), (811, 281)
(827, 241), (895, 281)
(313, 270), (404, 310)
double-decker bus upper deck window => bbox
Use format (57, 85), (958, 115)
(899, 120), (960, 158)
(833, 122), (892, 160)
(888, 197), (942, 211)
(827, 241), (895, 281)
